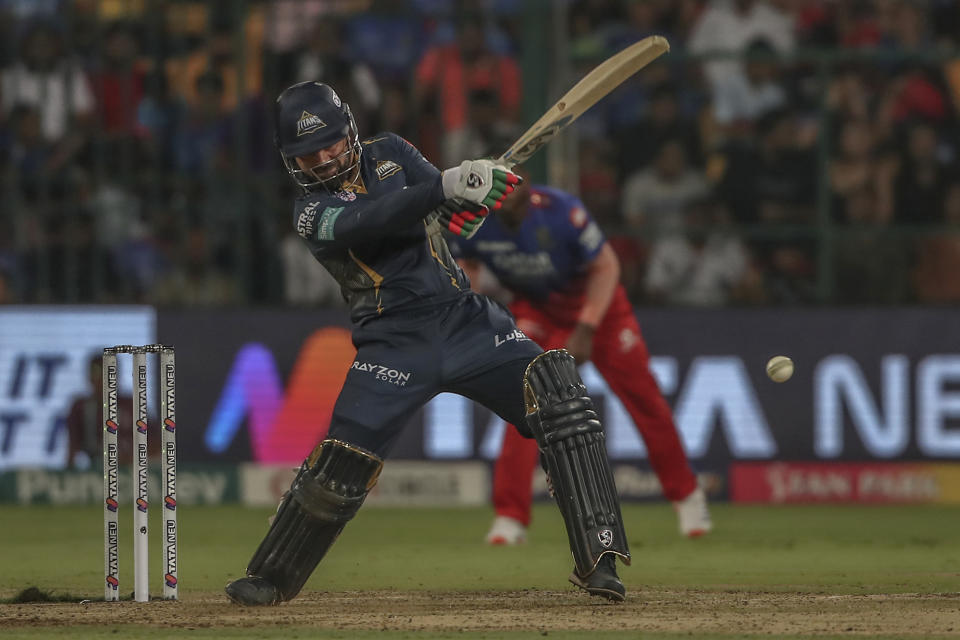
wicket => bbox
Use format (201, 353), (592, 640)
(102, 345), (178, 602)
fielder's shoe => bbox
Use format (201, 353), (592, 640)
(568, 553), (625, 602)
(485, 515), (527, 545)
(674, 487), (712, 538)
(225, 575), (280, 606)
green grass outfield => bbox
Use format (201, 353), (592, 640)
(1, 503), (959, 638)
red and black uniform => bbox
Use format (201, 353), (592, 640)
(454, 186), (697, 525)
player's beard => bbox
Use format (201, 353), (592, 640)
(307, 149), (359, 192)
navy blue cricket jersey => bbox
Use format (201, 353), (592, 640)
(293, 133), (468, 324)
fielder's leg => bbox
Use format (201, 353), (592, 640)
(523, 349), (631, 601)
(225, 439), (382, 605)
(592, 291), (710, 537)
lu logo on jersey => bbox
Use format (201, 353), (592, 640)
(297, 111), (327, 136)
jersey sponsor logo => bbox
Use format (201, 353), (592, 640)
(569, 206), (588, 228)
(335, 190), (357, 202)
(494, 328), (530, 348)
(579, 222), (603, 252)
(375, 160), (402, 181)
(619, 328), (639, 353)
(296, 201), (319, 239)
(317, 206), (344, 241)
(491, 252), (554, 277)
(351, 361), (411, 386)
(475, 241), (516, 252)
(296, 111), (327, 136)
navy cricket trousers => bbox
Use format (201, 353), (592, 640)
(326, 292), (543, 457)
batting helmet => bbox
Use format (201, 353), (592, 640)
(274, 81), (361, 191)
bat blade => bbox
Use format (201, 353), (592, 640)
(499, 35), (670, 167)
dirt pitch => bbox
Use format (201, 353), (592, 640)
(2, 589), (959, 637)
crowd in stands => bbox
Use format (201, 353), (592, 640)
(1, 0), (959, 307)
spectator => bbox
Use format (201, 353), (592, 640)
(895, 121), (950, 224)
(7, 104), (50, 180)
(414, 15), (521, 165)
(89, 21), (147, 140)
(165, 12), (262, 114)
(1, 21), (94, 167)
(136, 69), (184, 169)
(262, 0), (329, 91)
(150, 226), (240, 306)
(0, 269), (14, 303)
(710, 38), (787, 131)
(715, 108), (816, 224)
(759, 242), (818, 305)
(294, 18), (381, 135)
(689, 0), (795, 133)
(345, 1), (425, 83)
(830, 119), (897, 223)
(578, 139), (621, 227)
(54, 211), (121, 302)
(458, 89), (518, 163)
(378, 84), (415, 142)
(621, 139), (709, 236)
(0, 216), (20, 301)
(833, 185), (910, 304)
(172, 72), (233, 174)
(913, 181), (960, 303)
(644, 199), (754, 306)
(616, 82), (701, 179)
(279, 225), (345, 308)
(64, 353), (160, 470)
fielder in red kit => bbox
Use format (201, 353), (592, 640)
(454, 167), (711, 543)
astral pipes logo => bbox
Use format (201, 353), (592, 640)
(351, 361), (411, 386)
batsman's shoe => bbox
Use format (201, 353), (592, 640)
(485, 515), (527, 545)
(674, 487), (712, 538)
(225, 576), (280, 606)
(568, 553), (625, 602)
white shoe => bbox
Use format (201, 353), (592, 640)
(674, 487), (712, 538)
(485, 515), (527, 545)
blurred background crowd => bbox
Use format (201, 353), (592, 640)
(1, 0), (960, 307)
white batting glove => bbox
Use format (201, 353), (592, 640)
(441, 159), (521, 211)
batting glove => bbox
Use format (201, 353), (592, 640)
(441, 159), (521, 211)
(433, 198), (490, 239)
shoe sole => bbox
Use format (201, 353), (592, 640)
(567, 572), (625, 602)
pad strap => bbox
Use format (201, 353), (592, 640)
(246, 439), (383, 600)
(524, 350), (631, 576)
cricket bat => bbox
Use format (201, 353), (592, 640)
(429, 36), (669, 232)
(497, 35), (670, 168)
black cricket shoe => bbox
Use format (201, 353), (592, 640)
(225, 575), (280, 606)
(568, 553), (625, 602)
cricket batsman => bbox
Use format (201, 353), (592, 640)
(453, 166), (712, 545)
(224, 82), (633, 605)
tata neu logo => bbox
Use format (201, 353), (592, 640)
(204, 328), (355, 463)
